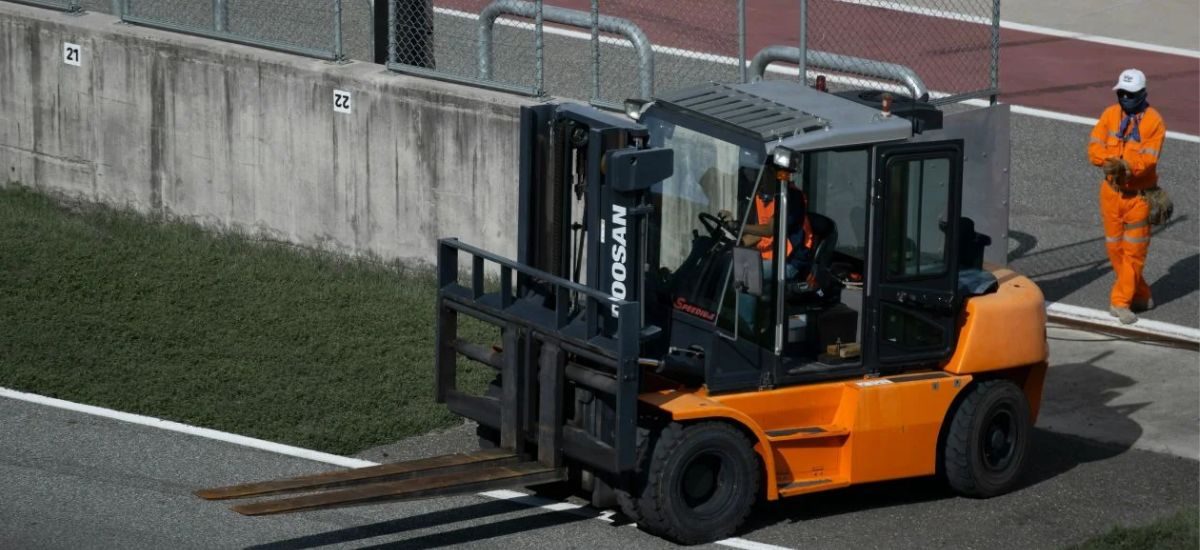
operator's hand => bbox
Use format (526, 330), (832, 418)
(717, 209), (733, 223)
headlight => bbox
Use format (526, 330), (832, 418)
(624, 99), (648, 121)
(771, 147), (793, 169)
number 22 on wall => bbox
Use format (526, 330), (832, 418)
(333, 90), (352, 114)
(63, 43), (82, 67)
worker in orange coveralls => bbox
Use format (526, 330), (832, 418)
(1087, 68), (1166, 325)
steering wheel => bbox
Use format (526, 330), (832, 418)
(698, 212), (738, 242)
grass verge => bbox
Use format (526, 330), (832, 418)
(1071, 507), (1199, 550)
(0, 186), (492, 455)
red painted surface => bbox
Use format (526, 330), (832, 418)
(439, 0), (1199, 134)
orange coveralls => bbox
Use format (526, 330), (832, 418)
(1087, 104), (1165, 308)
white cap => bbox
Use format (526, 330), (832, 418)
(1113, 69), (1147, 92)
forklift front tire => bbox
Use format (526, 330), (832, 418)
(943, 379), (1032, 498)
(630, 421), (759, 545)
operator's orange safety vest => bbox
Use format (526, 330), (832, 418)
(1087, 105), (1165, 191)
(754, 194), (814, 261)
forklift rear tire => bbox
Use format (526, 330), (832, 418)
(943, 379), (1032, 498)
(627, 421), (759, 545)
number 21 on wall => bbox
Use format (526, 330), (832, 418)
(63, 42), (82, 67)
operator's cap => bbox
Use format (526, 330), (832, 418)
(1112, 68), (1147, 92)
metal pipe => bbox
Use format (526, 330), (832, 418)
(989, 0), (1000, 104)
(213, 0), (227, 33)
(737, 0), (746, 83)
(478, 0), (655, 99)
(590, 0), (599, 102)
(333, 0), (344, 61)
(386, 0), (396, 65)
(797, 0), (807, 85)
(749, 45), (929, 101)
(535, 0), (544, 96)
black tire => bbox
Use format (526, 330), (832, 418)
(626, 421), (759, 545)
(943, 379), (1032, 498)
(615, 421), (659, 524)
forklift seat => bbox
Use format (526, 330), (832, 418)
(786, 213), (841, 304)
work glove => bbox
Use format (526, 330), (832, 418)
(1143, 187), (1174, 226)
(1102, 158), (1130, 187)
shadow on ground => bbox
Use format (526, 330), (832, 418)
(1008, 217), (1195, 309)
(247, 497), (593, 550)
(1151, 253), (1200, 308)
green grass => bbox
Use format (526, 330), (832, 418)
(0, 185), (493, 455)
(1071, 507), (1199, 550)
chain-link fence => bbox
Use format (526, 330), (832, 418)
(4, 0), (1001, 105)
(755, 0), (1000, 104)
(119, 0), (360, 61)
(6, 0), (81, 12)
(26, 0), (374, 62)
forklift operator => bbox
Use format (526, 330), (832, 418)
(731, 168), (815, 283)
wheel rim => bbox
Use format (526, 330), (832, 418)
(980, 405), (1017, 472)
(677, 450), (734, 514)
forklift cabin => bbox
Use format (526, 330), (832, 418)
(632, 80), (975, 393)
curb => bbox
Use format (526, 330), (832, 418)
(1046, 302), (1200, 349)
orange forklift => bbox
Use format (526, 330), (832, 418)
(199, 80), (1048, 544)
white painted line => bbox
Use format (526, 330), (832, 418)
(962, 99), (1200, 144)
(0, 387), (795, 550)
(1046, 302), (1200, 344)
(833, 0), (1200, 58)
(716, 538), (799, 550)
(832, 0), (990, 24)
(479, 489), (794, 549)
(437, 6), (1200, 144)
(998, 20), (1200, 59)
(0, 387), (377, 468)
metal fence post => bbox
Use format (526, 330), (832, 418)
(213, 0), (227, 33)
(738, 0), (746, 83)
(990, 0), (1000, 104)
(535, 1), (544, 96)
(797, 0), (807, 85)
(387, 0), (396, 65)
(590, 0), (600, 104)
(333, 0), (344, 61)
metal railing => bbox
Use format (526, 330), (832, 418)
(750, 45), (930, 101)
(477, 1), (653, 101)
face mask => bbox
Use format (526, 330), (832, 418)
(1118, 89), (1148, 114)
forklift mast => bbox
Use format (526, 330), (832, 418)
(437, 103), (673, 474)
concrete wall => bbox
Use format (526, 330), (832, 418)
(0, 2), (533, 263)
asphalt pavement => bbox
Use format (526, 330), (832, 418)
(2, 325), (1196, 549)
